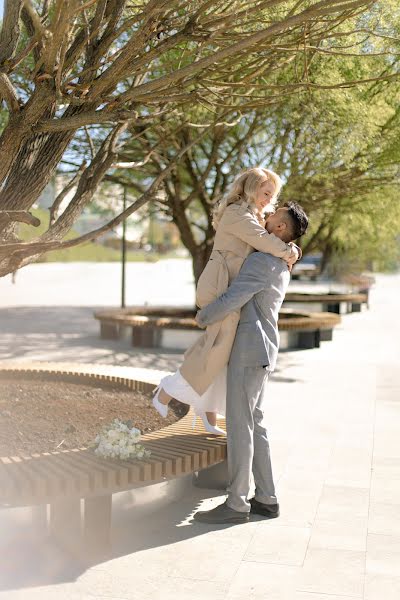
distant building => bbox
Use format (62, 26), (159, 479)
(36, 175), (183, 251)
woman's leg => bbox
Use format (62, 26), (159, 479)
(157, 383), (216, 420)
(158, 388), (172, 405)
(205, 412), (217, 425)
(158, 389), (217, 425)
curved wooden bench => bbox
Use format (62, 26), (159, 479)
(279, 309), (341, 346)
(341, 274), (375, 309)
(0, 364), (226, 557)
(94, 306), (341, 350)
(284, 292), (368, 314)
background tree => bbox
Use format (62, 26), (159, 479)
(0, 0), (394, 278)
(108, 37), (400, 280)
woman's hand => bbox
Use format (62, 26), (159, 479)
(285, 243), (302, 272)
(195, 311), (207, 329)
(290, 242), (302, 260)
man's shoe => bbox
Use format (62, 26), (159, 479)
(193, 501), (249, 524)
(250, 498), (280, 519)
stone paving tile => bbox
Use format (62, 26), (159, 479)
(372, 456), (400, 481)
(295, 594), (359, 600)
(0, 586), (84, 600)
(370, 475), (400, 505)
(75, 568), (229, 600)
(368, 502), (400, 536)
(324, 467), (372, 490)
(89, 550), (172, 582)
(297, 547), (365, 597)
(374, 402), (400, 430)
(132, 576), (228, 600)
(226, 562), (300, 600)
(366, 533), (400, 576)
(364, 573), (400, 600)
(243, 524), (311, 566)
(282, 440), (335, 474)
(269, 469), (325, 528)
(167, 523), (256, 583)
(373, 433), (400, 460)
(272, 501), (319, 530)
(315, 485), (370, 523)
(323, 443), (374, 489)
(309, 517), (368, 552)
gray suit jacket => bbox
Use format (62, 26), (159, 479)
(196, 252), (290, 371)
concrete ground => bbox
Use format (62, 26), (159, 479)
(0, 259), (350, 309)
(0, 266), (399, 600)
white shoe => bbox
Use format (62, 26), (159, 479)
(193, 411), (226, 435)
(152, 386), (168, 418)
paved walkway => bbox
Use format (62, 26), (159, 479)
(0, 272), (399, 599)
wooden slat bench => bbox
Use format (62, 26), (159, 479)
(278, 309), (341, 346)
(0, 365), (226, 558)
(94, 306), (341, 350)
(284, 292), (368, 314)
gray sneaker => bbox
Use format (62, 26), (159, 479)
(193, 501), (249, 524)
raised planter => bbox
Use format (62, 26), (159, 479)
(0, 363), (227, 558)
(94, 306), (341, 351)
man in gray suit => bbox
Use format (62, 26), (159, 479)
(193, 202), (309, 524)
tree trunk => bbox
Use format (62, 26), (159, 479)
(192, 243), (213, 289)
(319, 244), (333, 276)
(0, 102), (91, 207)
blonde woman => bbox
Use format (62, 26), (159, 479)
(152, 167), (300, 433)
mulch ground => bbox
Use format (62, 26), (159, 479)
(0, 379), (188, 456)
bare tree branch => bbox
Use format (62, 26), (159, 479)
(0, 210), (40, 227)
(0, 73), (22, 112)
(49, 163), (87, 225)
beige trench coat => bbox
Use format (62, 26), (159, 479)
(179, 201), (297, 395)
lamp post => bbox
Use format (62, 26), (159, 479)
(121, 187), (127, 308)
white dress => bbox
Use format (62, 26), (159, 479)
(160, 367), (227, 416)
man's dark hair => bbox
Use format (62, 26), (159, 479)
(283, 201), (309, 241)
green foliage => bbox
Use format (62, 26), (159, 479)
(323, 189), (400, 274)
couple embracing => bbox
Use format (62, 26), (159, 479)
(152, 167), (309, 524)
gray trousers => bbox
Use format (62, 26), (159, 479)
(226, 362), (277, 512)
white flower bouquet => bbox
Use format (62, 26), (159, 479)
(92, 419), (151, 461)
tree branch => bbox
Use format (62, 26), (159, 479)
(0, 210), (40, 227)
(34, 108), (174, 132)
(49, 163), (87, 225)
(0, 73), (22, 112)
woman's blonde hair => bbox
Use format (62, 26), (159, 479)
(212, 167), (283, 230)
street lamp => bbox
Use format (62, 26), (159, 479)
(121, 187), (127, 308)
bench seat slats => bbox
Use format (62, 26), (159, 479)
(146, 441), (191, 475)
(73, 449), (131, 489)
(0, 457), (21, 498)
(49, 451), (102, 493)
(42, 451), (92, 494)
(66, 448), (108, 488)
(8, 456), (45, 498)
(146, 438), (201, 472)
(143, 445), (181, 478)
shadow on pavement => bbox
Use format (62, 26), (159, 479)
(0, 485), (231, 591)
(0, 306), (185, 371)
